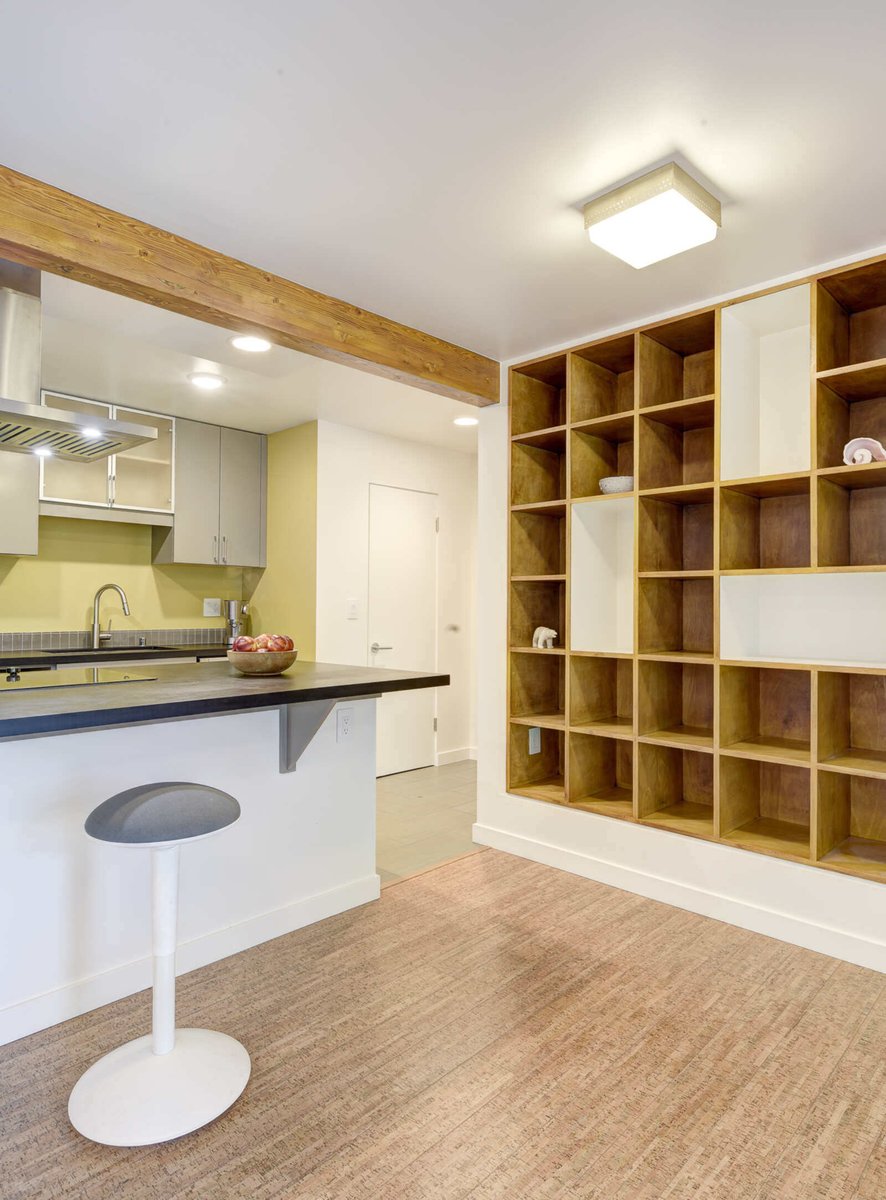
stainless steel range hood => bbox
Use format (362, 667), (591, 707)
(0, 260), (157, 462)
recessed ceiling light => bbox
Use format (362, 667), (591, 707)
(454, 416), (479, 427)
(230, 334), (271, 353)
(188, 372), (227, 391)
(33, 445), (53, 457)
(81, 427), (102, 441)
(583, 162), (720, 269)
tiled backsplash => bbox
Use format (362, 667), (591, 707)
(0, 628), (228, 651)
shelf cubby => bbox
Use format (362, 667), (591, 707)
(510, 356), (567, 435)
(569, 335), (635, 423)
(720, 285), (811, 480)
(571, 498), (634, 654)
(818, 672), (886, 776)
(638, 577), (713, 658)
(508, 723), (565, 804)
(817, 770), (886, 879)
(638, 311), (716, 409)
(509, 580), (565, 650)
(510, 651), (565, 729)
(511, 436), (567, 506)
(637, 398), (715, 490)
(568, 732), (633, 818)
(720, 476), (811, 571)
(638, 659), (713, 748)
(720, 665), (811, 763)
(638, 487), (713, 573)
(817, 470), (886, 567)
(817, 262), (886, 372)
(510, 508), (566, 578)
(570, 417), (634, 499)
(816, 378), (886, 471)
(570, 655), (632, 738)
(638, 743), (714, 836)
(720, 758), (811, 860)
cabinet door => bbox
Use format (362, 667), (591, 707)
(219, 428), (265, 567)
(0, 454), (39, 555)
(169, 419), (221, 564)
(40, 393), (112, 507)
(112, 408), (174, 512)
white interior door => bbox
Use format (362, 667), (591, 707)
(368, 484), (438, 776)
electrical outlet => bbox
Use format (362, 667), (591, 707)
(203, 597), (222, 618)
(336, 707), (354, 742)
(528, 727), (541, 755)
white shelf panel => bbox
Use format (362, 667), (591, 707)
(721, 285), (811, 481)
(720, 572), (886, 667)
(571, 496), (634, 654)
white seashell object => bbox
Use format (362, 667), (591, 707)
(843, 437), (886, 466)
(599, 475), (634, 494)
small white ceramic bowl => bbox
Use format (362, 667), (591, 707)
(599, 475), (634, 495)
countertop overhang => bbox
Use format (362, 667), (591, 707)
(0, 659), (449, 741)
(0, 644), (229, 669)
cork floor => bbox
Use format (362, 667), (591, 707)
(376, 760), (479, 885)
(2, 849), (886, 1198)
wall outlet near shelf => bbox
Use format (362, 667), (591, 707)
(203, 597), (222, 618)
(528, 726), (541, 755)
(337, 707), (354, 742)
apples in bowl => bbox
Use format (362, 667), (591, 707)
(227, 634), (297, 675)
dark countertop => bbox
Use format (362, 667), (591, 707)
(0, 644), (229, 669)
(0, 659), (449, 740)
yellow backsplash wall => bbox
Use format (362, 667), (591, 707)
(0, 517), (245, 632)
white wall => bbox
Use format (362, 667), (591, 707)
(315, 420), (477, 764)
(475, 269), (886, 971)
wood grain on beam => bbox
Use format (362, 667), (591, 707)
(0, 165), (499, 406)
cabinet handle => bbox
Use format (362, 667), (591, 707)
(221, 535), (227, 564)
(212, 535), (218, 563)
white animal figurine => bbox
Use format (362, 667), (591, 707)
(532, 626), (558, 650)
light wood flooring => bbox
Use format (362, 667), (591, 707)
(376, 759), (478, 884)
(2, 849), (886, 1198)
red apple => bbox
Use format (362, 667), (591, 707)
(279, 635), (294, 651)
(232, 635), (255, 652)
(267, 634), (288, 651)
(253, 633), (272, 650)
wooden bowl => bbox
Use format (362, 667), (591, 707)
(227, 649), (298, 675)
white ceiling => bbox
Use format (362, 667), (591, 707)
(39, 275), (480, 452)
(2, 2), (886, 363)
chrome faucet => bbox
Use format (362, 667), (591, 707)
(92, 583), (130, 649)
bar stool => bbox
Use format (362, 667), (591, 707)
(68, 782), (251, 1147)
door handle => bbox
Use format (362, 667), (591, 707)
(212, 535), (218, 563)
(221, 535), (227, 564)
(370, 642), (393, 653)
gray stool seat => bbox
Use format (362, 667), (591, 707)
(85, 782), (240, 846)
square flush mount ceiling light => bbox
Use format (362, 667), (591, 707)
(583, 162), (721, 269)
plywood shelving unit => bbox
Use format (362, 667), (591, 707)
(506, 253), (886, 884)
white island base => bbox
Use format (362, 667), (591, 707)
(0, 699), (378, 1046)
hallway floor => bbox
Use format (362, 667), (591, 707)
(376, 759), (478, 885)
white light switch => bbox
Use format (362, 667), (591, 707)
(203, 597), (222, 618)
(346, 598), (359, 621)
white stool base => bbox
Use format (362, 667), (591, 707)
(68, 1028), (251, 1146)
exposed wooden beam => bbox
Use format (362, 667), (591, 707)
(0, 164), (499, 406)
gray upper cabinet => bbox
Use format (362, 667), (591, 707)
(153, 419), (266, 568)
(0, 455), (39, 556)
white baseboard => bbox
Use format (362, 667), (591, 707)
(0, 874), (380, 1047)
(436, 746), (477, 766)
(473, 821), (886, 974)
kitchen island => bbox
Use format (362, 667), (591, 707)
(0, 660), (447, 1044)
